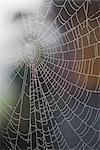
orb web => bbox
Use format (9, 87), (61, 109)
(1, 0), (100, 150)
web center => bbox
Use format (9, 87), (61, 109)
(25, 43), (39, 64)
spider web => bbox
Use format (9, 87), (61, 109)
(1, 0), (100, 149)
